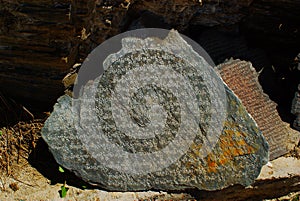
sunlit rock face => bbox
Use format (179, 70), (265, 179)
(42, 30), (268, 191)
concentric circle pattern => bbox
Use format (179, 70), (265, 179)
(42, 29), (269, 191)
(75, 29), (227, 174)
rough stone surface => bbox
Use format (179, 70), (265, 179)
(217, 59), (300, 160)
(42, 32), (268, 191)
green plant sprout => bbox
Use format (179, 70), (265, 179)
(58, 166), (65, 173)
(58, 166), (69, 198)
(60, 182), (69, 198)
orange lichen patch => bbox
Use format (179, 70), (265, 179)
(247, 145), (256, 153)
(237, 139), (247, 146)
(186, 120), (257, 174)
(220, 127), (255, 155)
(203, 121), (257, 173)
(207, 156), (217, 173)
(232, 147), (244, 155)
(219, 155), (229, 165)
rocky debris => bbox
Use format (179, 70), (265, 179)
(218, 59), (300, 160)
(42, 31), (268, 191)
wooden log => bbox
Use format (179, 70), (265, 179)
(0, 0), (76, 111)
(0, 0), (299, 112)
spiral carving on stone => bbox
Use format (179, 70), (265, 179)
(42, 29), (268, 191)
(74, 29), (226, 174)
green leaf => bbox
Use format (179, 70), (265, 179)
(60, 185), (69, 198)
(0, 130), (2, 136)
(58, 166), (65, 173)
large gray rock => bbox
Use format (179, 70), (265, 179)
(42, 30), (268, 191)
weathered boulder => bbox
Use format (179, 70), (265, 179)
(42, 30), (268, 191)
